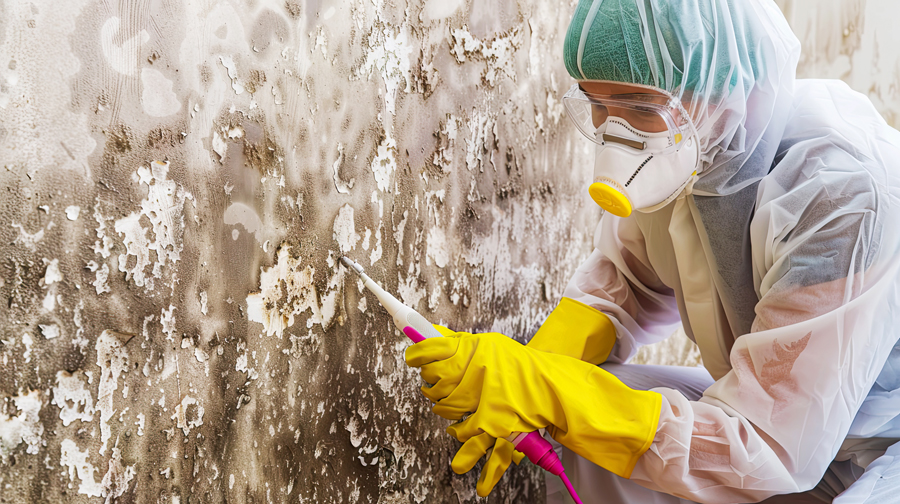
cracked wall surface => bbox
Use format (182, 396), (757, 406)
(0, 0), (596, 502)
(2, 1), (897, 503)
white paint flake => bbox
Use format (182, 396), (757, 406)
(219, 55), (245, 95)
(426, 228), (449, 268)
(212, 131), (228, 162)
(224, 202), (264, 243)
(100, 446), (136, 500)
(199, 291), (208, 315)
(65, 205), (81, 220)
(363, 28), (412, 119)
(96, 331), (130, 456)
(332, 143), (355, 194)
(135, 413), (145, 436)
(86, 261), (111, 295)
(161, 305), (177, 342)
(60, 438), (102, 497)
(42, 259), (62, 285)
(141, 68), (182, 117)
(0, 390), (43, 461)
(450, 28), (482, 63)
(397, 273), (426, 310)
(40, 323), (60, 339)
(52, 371), (95, 426)
(92, 202), (114, 259)
(371, 136), (397, 192)
(333, 204), (360, 254)
(12, 222), (45, 250)
(22, 333), (33, 363)
(171, 396), (205, 436)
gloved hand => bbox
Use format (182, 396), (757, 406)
(406, 327), (661, 496)
(441, 298), (616, 494)
(449, 431), (525, 496)
(526, 297), (617, 364)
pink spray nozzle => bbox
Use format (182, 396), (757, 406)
(510, 431), (565, 476)
(511, 432), (583, 504)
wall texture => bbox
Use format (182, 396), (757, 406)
(0, 0), (597, 502)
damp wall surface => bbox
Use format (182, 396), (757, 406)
(0, 0), (597, 502)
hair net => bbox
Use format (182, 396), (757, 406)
(563, 0), (801, 197)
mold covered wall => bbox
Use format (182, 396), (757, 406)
(0, 0), (597, 502)
(5, 1), (897, 502)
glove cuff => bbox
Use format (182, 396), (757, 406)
(528, 297), (616, 364)
(547, 366), (662, 479)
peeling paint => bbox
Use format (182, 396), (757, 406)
(96, 330), (131, 456)
(171, 396), (205, 436)
(247, 245), (339, 337)
(60, 438), (102, 497)
(52, 371), (95, 426)
(115, 161), (190, 290)
(0, 390), (43, 461)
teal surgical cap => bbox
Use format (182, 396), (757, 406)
(563, 0), (801, 196)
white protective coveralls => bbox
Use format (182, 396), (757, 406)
(546, 0), (900, 503)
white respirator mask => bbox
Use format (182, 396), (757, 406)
(589, 118), (700, 216)
(563, 83), (701, 217)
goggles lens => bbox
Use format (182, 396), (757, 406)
(563, 83), (694, 155)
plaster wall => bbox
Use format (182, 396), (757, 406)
(0, 0), (595, 502)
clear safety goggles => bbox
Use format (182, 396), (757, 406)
(562, 83), (697, 156)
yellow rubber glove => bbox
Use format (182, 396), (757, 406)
(439, 299), (616, 494)
(421, 326), (525, 496)
(450, 432), (525, 496)
(527, 297), (617, 364)
(406, 328), (661, 486)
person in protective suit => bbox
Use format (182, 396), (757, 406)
(405, 1), (900, 502)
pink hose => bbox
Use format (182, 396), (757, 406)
(559, 471), (584, 504)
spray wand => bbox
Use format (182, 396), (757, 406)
(340, 256), (583, 504)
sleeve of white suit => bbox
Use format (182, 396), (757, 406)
(561, 214), (683, 363)
(627, 111), (900, 503)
